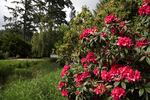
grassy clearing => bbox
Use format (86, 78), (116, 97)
(0, 59), (65, 100)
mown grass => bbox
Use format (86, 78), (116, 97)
(0, 59), (66, 100)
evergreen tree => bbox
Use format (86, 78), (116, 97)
(4, 0), (36, 40)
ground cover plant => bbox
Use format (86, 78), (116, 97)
(58, 0), (150, 100)
(0, 59), (64, 100)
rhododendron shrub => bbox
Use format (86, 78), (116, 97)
(58, 1), (150, 100)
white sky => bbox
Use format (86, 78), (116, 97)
(0, 0), (99, 29)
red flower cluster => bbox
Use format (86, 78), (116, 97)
(58, 81), (66, 90)
(111, 87), (126, 100)
(61, 89), (68, 97)
(61, 65), (70, 77)
(94, 83), (107, 95)
(104, 14), (118, 24)
(80, 26), (98, 39)
(117, 37), (133, 48)
(75, 71), (90, 85)
(101, 64), (141, 82)
(93, 67), (100, 77)
(144, 0), (150, 4)
(86, 52), (97, 63)
(81, 52), (97, 68)
(135, 39), (149, 48)
(138, 1), (150, 16)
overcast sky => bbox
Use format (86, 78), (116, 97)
(0, 0), (99, 29)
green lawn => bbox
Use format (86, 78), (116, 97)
(0, 59), (65, 100)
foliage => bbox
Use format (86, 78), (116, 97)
(0, 59), (65, 100)
(4, 0), (73, 41)
(31, 32), (52, 57)
(4, 0), (36, 40)
(58, 0), (150, 100)
(55, 7), (95, 64)
(0, 59), (55, 85)
(31, 29), (64, 57)
(0, 32), (31, 58)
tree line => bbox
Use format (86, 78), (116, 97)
(0, 0), (75, 58)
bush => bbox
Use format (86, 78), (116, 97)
(0, 32), (31, 58)
(58, 1), (150, 100)
(55, 7), (95, 64)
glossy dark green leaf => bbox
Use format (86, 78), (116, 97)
(114, 82), (120, 87)
(121, 82), (126, 89)
(145, 88), (150, 94)
(139, 56), (146, 62)
(139, 88), (144, 97)
(146, 57), (150, 65)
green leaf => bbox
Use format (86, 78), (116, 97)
(146, 57), (150, 65)
(125, 49), (128, 54)
(135, 48), (140, 53)
(146, 47), (150, 52)
(121, 82), (126, 89)
(83, 87), (87, 91)
(130, 89), (134, 93)
(145, 82), (150, 88)
(114, 82), (120, 87)
(139, 88), (144, 96)
(139, 56), (146, 62)
(145, 88), (150, 94)
(107, 96), (112, 100)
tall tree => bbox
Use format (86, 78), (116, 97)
(4, 0), (36, 40)
(31, 0), (73, 57)
(4, 0), (73, 40)
(33, 0), (73, 31)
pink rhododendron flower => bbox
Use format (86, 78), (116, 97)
(75, 72), (90, 84)
(101, 64), (142, 82)
(135, 39), (149, 48)
(81, 58), (87, 64)
(134, 70), (142, 81)
(61, 89), (68, 97)
(138, 2), (150, 16)
(145, 5), (150, 15)
(117, 37), (133, 48)
(138, 5), (147, 16)
(81, 52), (97, 68)
(83, 63), (88, 69)
(94, 84), (107, 95)
(125, 69), (142, 82)
(119, 66), (141, 82)
(111, 87), (126, 100)
(86, 52), (97, 63)
(61, 65), (70, 77)
(93, 68), (100, 77)
(144, 0), (150, 4)
(104, 14), (118, 24)
(101, 70), (112, 82)
(58, 81), (66, 90)
(80, 26), (98, 39)
(81, 57), (89, 68)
